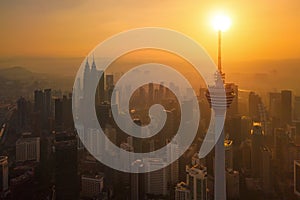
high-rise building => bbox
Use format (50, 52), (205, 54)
(229, 115), (251, 146)
(175, 182), (191, 200)
(167, 140), (179, 187)
(186, 165), (207, 200)
(54, 98), (63, 129)
(17, 97), (29, 128)
(132, 118), (142, 153)
(34, 89), (52, 130)
(148, 82), (154, 105)
(97, 102), (111, 128)
(16, 134), (40, 162)
(144, 158), (168, 197)
(0, 156), (8, 192)
(54, 95), (73, 131)
(81, 174), (104, 198)
(227, 83), (239, 116)
(281, 90), (292, 125)
(34, 90), (44, 113)
(44, 88), (52, 125)
(249, 92), (261, 121)
(106, 74), (114, 90)
(226, 169), (239, 200)
(295, 96), (300, 121)
(269, 92), (281, 119)
(240, 139), (252, 171)
(261, 146), (272, 192)
(54, 132), (79, 200)
(251, 122), (264, 177)
(120, 142), (134, 172)
(294, 160), (300, 197)
(131, 160), (145, 200)
(295, 122), (300, 146)
(224, 140), (233, 170)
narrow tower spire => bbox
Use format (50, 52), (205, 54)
(218, 30), (226, 82)
(91, 53), (96, 69)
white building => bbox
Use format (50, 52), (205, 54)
(120, 142), (134, 171)
(16, 136), (40, 162)
(81, 174), (104, 198)
(167, 140), (179, 186)
(186, 165), (207, 200)
(144, 158), (168, 196)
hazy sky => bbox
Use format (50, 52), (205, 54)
(1, 0), (300, 63)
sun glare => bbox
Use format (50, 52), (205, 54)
(212, 14), (231, 32)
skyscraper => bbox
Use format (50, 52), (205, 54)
(166, 139), (179, 195)
(251, 122), (264, 177)
(16, 134), (40, 162)
(294, 160), (300, 197)
(175, 182), (191, 200)
(186, 165), (207, 200)
(227, 83), (239, 116)
(261, 146), (272, 192)
(54, 95), (73, 131)
(281, 90), (292, 125)
(0, 156), (8, 192)
(54, 132), (79, 200)
(81, 174), (104, 198)
(249, 92), (261, 121)
(269, 92), (281, 119)
(226, 169), (239, 199)
(34, 89), (52, 130)
(295, 122), (300, 146)
(224, 139), (233, 170)
(17, 97), (29, 128)
(144, 158), (168, 197)
(294, 96), (300, 120)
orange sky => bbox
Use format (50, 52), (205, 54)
(1, 0), (300, 62)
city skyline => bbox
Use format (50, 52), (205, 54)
(1, 1), (300, 200)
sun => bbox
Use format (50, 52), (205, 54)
(212, 14), (231, 32)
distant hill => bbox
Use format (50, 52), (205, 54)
(0, 66), (40, 80)
(0, 66), (74, 93)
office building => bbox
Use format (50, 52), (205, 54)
(226, 169), (239, 199)
(175, 182), (191, 200)
(17, 97), (29, 128)
(186, 165), (207, 200)
(294, 160), (300, 197)
(131, 159), (145, 200)
(295, 96), (300, 121)
(54, 132), (79, 200)
(16, 134), (40, 162)
(224, 140), (233, 170)
(0, 156), (8, 192)
(81, 174), (104, 198)
(269, 92), (281, 119)
(34, 89), (52, 130)
(281, 90), (292, 125)
(144, 158), (168, 197)
(261, 146), (272, 192)
(251, 122), (264, 177)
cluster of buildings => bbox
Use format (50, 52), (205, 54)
(0, 57), (300, 199)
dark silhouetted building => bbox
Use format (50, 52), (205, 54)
(251, 122), (264, 177)
(0, 156), (8, 192)
(54, 132), (79, 200)
(17, 97), (29, 128)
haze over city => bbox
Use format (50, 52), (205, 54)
(0, 1), (300, 200)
